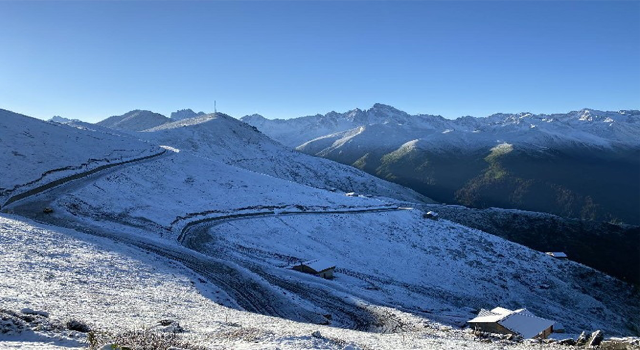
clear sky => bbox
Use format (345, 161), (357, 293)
(1, 1), (639, 122)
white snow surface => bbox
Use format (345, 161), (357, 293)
(0, 214), (579, 349)
(0, 109), (160, 205)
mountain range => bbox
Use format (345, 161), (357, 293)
(242, 104), (640, 225)
(56, 107), (640, 283)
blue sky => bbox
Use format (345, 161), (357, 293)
(1, 1), (638, 122)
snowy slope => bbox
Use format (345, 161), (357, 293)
(203, 210), (639, 334)
(2, 108), (639, 349)
(137, 113), (432, 204)
(418, 204), (640, 284)
(0, 109), (160, 206)
(2, 214), (597, 350)
(32, 146), (639, 337)
(54, 151), (383, 230)
(96, 109), (170, 131)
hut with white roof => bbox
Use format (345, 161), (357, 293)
(292, 259), (336, 279)
(468, 307), (556, 339)
(545, 252), (568, 259)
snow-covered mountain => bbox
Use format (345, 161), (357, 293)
(242, 105), (640, 225)
(48, 115), (79, 124)
(96, 109), (170, 131)
(170, 108), (206, 121)
(0, 109), (160, 206)
(1, 108), (639, 348)
(242, 104), (640, 150)
(136, 112), (432, 204)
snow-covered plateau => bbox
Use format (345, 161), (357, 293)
(1, 108), (639, 349)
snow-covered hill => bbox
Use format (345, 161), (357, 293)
(0, 109), (160, 207)
(419, 204), (640, 285)
(4, 214), (607, 350)
(16, 137), (639, 337)
(96, 109), (170, 131)
(136, 113), (432, 204)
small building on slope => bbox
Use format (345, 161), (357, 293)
(468, 307), (556, 339)
(423, 211), (439, 220)
(292, 259), (336, 279)
(545, 252), (568, 259)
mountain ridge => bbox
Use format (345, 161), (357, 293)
(243, 104), (640, 224)
(96, 109), (171, 132)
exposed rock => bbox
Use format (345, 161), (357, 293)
(20, 308), (49, 318)
(587, 330), (604, 347)
(558, 338), (576, 346)
(152, 319), (184, 333)
(1, 311), (27, 335)
(170, 109), (206, 121)
(66, 319), (91, 333)
(576, 331), (589, 346)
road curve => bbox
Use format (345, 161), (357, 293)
(179, 207), (414, 332)
(2, 149), (168, 209)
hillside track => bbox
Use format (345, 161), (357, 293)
(179, 208), (415, 333)
(0, 152), (386, 329)
(1, 149), (168, 209)
(2, 150), (415, 332)
(176, 206), (402, 243)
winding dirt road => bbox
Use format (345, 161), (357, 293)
(2, 152), (413, 332)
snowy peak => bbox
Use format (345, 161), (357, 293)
(367, 103), (406, 119)
(246, 105), (640, 149)
(170, 108), (206, 121)
(49, 116), (79, 124)
(241, 104), (449, 148)
(97, 109), (170, 132)
(240, 113), (268, 126)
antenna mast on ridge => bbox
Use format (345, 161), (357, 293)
(214, 100), (217, 115)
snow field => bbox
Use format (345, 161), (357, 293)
(202, 209), (636, 335)
(0, 214), (575, 350)
(56, 152), (383, 230)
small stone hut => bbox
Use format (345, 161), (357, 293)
(545, 252), (568, 259)
(292, 259), (336, 279)
(468, 307), (556, 339)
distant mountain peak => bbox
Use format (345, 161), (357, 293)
(242, 113), (267, 120)
(49, 116), (79, 124)
(96, 109), (170, 132)
(170, 109), (206, 121)
(371, 103), (394, 109)
(368, 103), (404, 115)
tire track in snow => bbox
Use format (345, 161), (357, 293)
(179, 207), (414, 333)
(3, 150), (413, 332)
(1, 149), (168, 209)
(2, 153), (328, 326)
